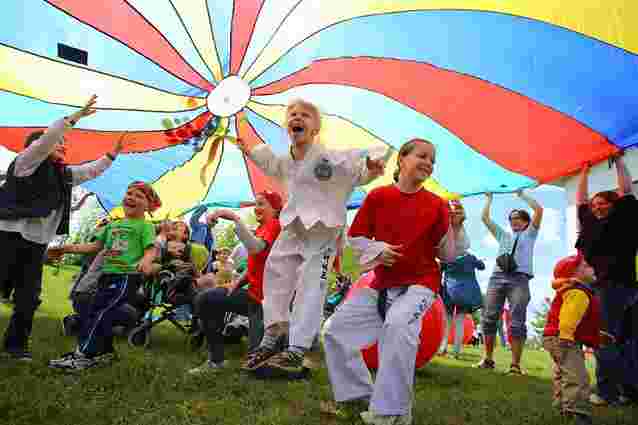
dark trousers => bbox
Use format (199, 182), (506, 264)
(1, 231), (46, 352)
(194, 287), (262, 363)
(78, 274), (138, 357)
(594, 283), (638, 401)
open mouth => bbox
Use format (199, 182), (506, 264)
(291, 125), (305, 134)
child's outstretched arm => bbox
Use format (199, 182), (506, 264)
(47, 241), (104, 261)
(137, 246), (157, 276)
(236, 138), (285, 182)
(14, 95), (98, 178)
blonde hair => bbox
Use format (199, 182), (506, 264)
(393, 138), (435, 182)
(286, 99), (322, 132)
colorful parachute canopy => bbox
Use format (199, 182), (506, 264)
(2, 1), (637, 217)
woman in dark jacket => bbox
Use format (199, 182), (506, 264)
(576, 154), (638, 405)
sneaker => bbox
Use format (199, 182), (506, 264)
(474, 358), (495, 369)
(241, 345), (279, 371)
(48, 351), (78, 367)
(48, 351), (97, 371)
(360, 410), (412, 425)
(260, 350), (305, 376)
(187, 360), (226, 375)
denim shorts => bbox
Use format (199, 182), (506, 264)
(481, 272), (531, 339)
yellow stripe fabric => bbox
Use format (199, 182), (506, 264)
(0, 44), (205, 112)
(243, 0), (638, 83)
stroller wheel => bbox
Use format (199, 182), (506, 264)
(128, 325), (151, 348)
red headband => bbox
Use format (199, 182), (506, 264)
(128, 182), (162, 212)
(258, 190), (283, 212)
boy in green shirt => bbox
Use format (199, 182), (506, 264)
(48, 181), (161, 370)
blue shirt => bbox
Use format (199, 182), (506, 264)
(443, 254), (485, 288)
(492, 223), (539, 277)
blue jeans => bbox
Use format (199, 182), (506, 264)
(482, 272), (531, 340)
(594, 284), (638, 402)
(78, 274), (140, 357)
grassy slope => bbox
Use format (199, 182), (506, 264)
(0, 266), (635, 425)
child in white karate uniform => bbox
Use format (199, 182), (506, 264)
(323, 138), (468, 425)
(235, 99), (385, 376)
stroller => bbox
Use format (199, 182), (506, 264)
(127, 257), (251, 349)
(127, 259), (199, 348)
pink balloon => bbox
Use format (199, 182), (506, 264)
(448, 314), (475, 345)
(347, 272), (445, 370)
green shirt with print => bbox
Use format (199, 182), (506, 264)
(96, 218), (156, 274)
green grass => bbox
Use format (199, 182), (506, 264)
(1, 266), (636, 425)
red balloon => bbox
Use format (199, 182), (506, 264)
(347, 272), (445, 370)
(448, 314), (475, 345)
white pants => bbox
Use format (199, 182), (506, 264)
(323, 285), (435, 416)
(262, 221), (337, 349)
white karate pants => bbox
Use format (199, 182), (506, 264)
(323, 284), (435, 416)
(262, 221), (338, 350)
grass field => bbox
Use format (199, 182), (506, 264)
(1, 265), (636, 425)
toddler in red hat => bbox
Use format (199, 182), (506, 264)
(543, 253), (600, 424)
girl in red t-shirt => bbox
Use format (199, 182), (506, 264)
(188, 191), (282, 374)
(323, 138), (468, 424)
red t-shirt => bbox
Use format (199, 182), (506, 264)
(348, 185), (449, 292)
(247, 217), (282, 303)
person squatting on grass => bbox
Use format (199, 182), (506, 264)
(475, 189), (543, 374)
(187, 191), (283, 374)
(234, 99), (385, 377)
(47, 181), (161, 371)
(575, 154), (638, 406)
(323, 138), (469, 425)
(543, 254), (600, 425)
(0, 95), (123, 361)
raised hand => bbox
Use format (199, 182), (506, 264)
(207, 209), (240, 223)
(366, 157), (385, 178)
(69, 95), (98, 122)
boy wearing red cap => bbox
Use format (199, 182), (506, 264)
(543, 254), (600, 424)
(47, 181), (161, 370)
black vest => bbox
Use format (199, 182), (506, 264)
(0, 158), (72, 235)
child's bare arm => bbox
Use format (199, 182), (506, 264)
(137, 246), (157, 276)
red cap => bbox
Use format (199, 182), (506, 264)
(258, 190), (283, 212)
(553, 254), (583, 279)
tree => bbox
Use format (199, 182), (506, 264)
(214, 222), (239, 251)
(529, 296), (552, 347)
